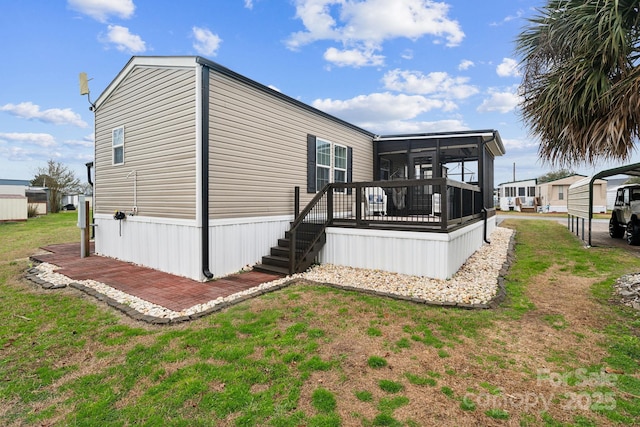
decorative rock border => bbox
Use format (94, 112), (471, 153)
(25, 228), (516, 324)
(614, 272), (640, 310)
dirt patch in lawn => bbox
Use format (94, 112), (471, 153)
(288, 265), (618, 426)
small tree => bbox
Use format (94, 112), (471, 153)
(31, 160), (82, 213)
(625, 176), (640, 185)
(537, 169), (575, 183)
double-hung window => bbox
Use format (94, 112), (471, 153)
(307, 134), (351, 193)
(112, 126), (124, 165)
(333, 144), (347, 185)
(316, 138), (331, 190)
(315, 138), (347, 191)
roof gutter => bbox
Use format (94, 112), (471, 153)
(200, 64), (213, 279)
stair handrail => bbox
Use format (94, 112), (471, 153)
(288, 184), (332, 274)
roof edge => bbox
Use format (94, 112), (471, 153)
(194, 56), (374, 137)
(375, 129), (505, 157)
(95, 56), (375, 137)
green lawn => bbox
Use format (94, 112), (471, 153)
(1, 213), (639, 426)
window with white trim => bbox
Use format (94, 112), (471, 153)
(504, 187), (516, 197)
(315, 138), (347, 191)
(334, 144), (347, 184)
(112, 126), (124, 165)
(316, 138), (331, 190)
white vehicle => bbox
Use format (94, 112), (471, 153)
(609, 184), (640, 245)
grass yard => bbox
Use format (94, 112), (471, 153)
(1, 213), (640, 426)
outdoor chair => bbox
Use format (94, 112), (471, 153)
(365, 187), (387, 216)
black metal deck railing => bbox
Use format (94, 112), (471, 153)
(288, 178), (485, 273)
(329, 178), (483, 231)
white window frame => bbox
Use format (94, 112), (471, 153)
(316, 138), (347, 192)
(504, 186), (516, 198)
(112, 126), (125, 165)
(316, 138), (331, 191)
(333, 143), (347, 192)
(527, 186), (536, 197)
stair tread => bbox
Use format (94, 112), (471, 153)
(262, 255), (289, 262)
(253, 264), (289, 275)
(259, 224), (327, 274)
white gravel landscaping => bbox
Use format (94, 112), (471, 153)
(29, 227), (514, 320)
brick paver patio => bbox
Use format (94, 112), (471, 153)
(31, 243), (284, 312)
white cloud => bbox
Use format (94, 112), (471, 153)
(382, 69), (479, 99)
(0, 132), (57, 147)
(69, 152), (95, 162)
(324, 47), (384, 67)
(0, 145), (32, 162)
(65, 139), (94, 148)
(477, 87), (521, 113)
(0, 102), (88, 128)
(501, 137), (538, 150)
(366, 119), (468, 135)
(401, 49), (414, 60)
(192, 26), (222, 56)
(458, 59), (474, 70)
(287, 0), (464, 67)
(68, 0), (135, 22)
(496, 57), (520, 77)
(244, 0), (254, 9)
(267, 85), (281, 92)
(313, 92), (457, 125)
(490, 9), (524, 26)
(103, 25), (146, 53)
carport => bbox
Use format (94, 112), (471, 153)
(567, 162), (640, 246)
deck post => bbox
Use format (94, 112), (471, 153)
(289, 228), (296, 275)
(440, 181), (448, 231)
(327, 186), (333, 224)
(294, 186), (300, 219)
(355, 184), (362, 226)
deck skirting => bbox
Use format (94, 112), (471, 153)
(94, 213), (495, 282)
(319, 217), (496, 279)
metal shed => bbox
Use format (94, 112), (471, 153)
(567, 163), (640, 245)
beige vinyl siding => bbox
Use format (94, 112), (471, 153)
(567, 183), (590, 218)
(208, 72), (373, 219)
(95, 66), (197, 219)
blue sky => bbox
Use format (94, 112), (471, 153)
(0, 0), (634, 186)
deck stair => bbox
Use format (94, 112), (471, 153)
(254, 222), (326, 275)
(255, 223), (326, 275)
(255, 185), (332, 275)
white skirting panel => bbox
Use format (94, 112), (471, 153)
(207, 215), (291, 279)
(319, 218), (496, 280)
(94, 214), (200, 279)
(94, 214), (291, 281)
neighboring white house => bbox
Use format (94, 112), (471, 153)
(91, 56), (505, 281)
(497, 179), (537, 212)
